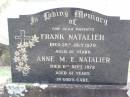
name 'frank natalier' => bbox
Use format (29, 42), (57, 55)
(40, 33), (104, 41)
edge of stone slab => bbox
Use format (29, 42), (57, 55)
(4, 83), (130, 97)
(4, 83), (130, 90)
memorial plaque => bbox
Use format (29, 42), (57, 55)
(8, 8), (130, 85)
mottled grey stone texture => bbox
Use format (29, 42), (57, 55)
(4, 84), (129, 97)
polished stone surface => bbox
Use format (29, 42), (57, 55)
(8, 8), (130, 84)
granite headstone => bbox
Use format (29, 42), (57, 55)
(8, 8), (130, 85)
